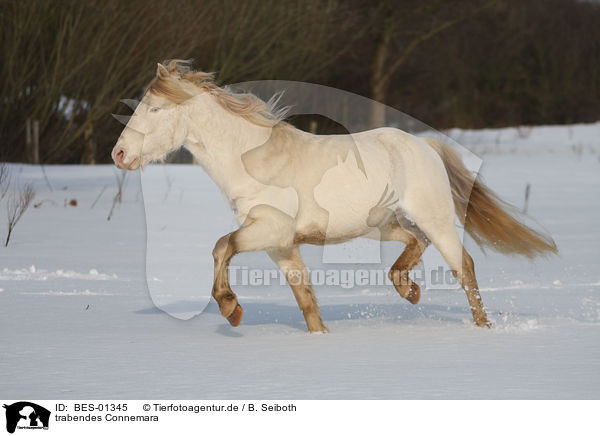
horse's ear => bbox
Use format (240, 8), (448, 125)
(157, 63), (169, 79)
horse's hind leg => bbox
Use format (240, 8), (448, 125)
(268, 247), (327, 333)
(458, 248), (489, 327)
(388, 237), (427, 304)
(377, 216), (428, 304)
(417, 218), (489, 327)
(404, 197), (490, 326)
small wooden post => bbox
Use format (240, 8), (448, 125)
(32, 120), (40, 164)
(523, 183), (531, 214)
(25, 118), (32, 161)
(82, 122), (96, 164)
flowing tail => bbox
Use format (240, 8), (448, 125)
(424, 137), (557, 258)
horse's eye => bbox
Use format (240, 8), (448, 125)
(150, 107), (160, 113)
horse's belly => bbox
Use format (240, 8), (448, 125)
(311, 148), (393, 239)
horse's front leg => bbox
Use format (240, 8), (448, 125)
(212, 205), (296, 327)
(268, 247), (328, 333)
(212, 233), (243, 326)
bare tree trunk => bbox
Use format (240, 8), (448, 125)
(370, 30), (391, 128)
(32, 120), (40, 164)
(370, 79), (388, 128)
(369, 0), (498, 129)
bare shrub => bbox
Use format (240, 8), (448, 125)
(90, 185), (107, 209)
(0, 163), (10, 200)
(5, 183), (35, 246)
(107, 170), (127, 221)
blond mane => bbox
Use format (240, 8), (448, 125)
(147, 59), (288, 127)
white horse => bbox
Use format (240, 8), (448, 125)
(112, 60), (557, 332)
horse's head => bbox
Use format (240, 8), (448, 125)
(111, 63), (190, 170)
(112, 59), (285, 170)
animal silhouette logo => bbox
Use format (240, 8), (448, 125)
(3, 402), (50, 433)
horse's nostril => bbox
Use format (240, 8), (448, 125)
(116, 149), (125, 162)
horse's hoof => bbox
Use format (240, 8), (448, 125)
(474, 318), (491, 328)
(406, 283), (420, 304)
(309, 330), (328, 335)
(227, 304), (243, 327)
(309, 325), (329, 334)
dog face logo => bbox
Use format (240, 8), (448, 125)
(3, 402), (50, 434)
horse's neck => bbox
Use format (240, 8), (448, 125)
(184, 100), (275, 199)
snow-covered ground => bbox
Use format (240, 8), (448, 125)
(0, 123), (599, 399)
(446, 121), (600, 156)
